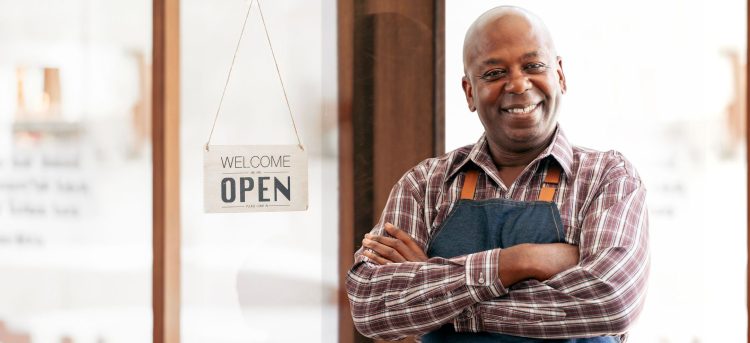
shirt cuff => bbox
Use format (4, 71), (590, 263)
(452, 303), (481, 333)
(464, 249), (508, 301)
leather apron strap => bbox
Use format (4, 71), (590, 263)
(459, 163), (562, 202)
(539, 163), (562, 202)
(460, 170), (480, 200)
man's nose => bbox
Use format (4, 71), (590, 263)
(504, 72), (531, 94)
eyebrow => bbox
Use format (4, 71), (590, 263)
(479, 51), (546, 67)
(480, 58), (504, 66)
(522, 51), (542, 60)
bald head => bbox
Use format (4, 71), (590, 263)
(463, 6), (556, 74)
(459, 6), (567, 158)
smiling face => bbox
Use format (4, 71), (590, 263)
(462, 9), (566, 156)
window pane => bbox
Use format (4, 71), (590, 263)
(180, 0), (338, 341)
(0, 0), (153, 341)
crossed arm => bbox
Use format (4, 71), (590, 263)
(346, 169), (649, 340)
(363, 223), (579, 288)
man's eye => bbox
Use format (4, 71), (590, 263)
(525, 63), (547, 73)
(480, 69), (506, 80)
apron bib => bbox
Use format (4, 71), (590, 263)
(421, 164), (618, 343)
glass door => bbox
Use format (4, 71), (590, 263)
(0, 0), (154, 342)
(179, 0), (338, 341)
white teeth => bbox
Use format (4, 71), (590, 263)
(506, 103), (538, 114)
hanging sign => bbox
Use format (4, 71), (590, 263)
(204, 145), (307, 212)
(203, 0), (308, 213)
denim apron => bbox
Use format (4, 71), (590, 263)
(421, 164), (617, 343)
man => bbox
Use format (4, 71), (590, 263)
(346, 6), (649, 343)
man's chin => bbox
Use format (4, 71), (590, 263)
(507, 130), (541, 144)
(499, 129), (551, 151)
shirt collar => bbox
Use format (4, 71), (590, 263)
(446, 125), (574, 182)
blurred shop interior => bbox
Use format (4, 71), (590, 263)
(0, 0), (746, 343)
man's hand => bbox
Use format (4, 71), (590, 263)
(498, 243), (579, 286)
(528, 243), (580, 280)
(362, 223), (428, 264)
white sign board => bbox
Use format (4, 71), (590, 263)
(204, 145), (308, 212)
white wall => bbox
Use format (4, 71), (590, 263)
(446, 1), (747, 342)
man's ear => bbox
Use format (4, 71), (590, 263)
(462, 76), (476, 112)
(556, 56), (567, 94)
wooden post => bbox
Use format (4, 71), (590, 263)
(338, 1), (445, 342)
(337, 1), (356, 343)
(746, 0), (749, 340)
(153, 0), (180, 342)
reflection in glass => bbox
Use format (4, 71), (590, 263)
(0, 0), (153, 341)
(180, 0), (338, 342)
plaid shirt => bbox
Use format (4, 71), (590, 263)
(346, 126), (649, 341)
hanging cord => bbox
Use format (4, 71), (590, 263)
(206, 0), (254, 151)
(257, 0), (303, 150)
(205, 0), (304, 151)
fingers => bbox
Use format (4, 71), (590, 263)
(385, 223), (428, 261)
(361, 223), (429, 264)
(362, 237), (406, 263)
(363, 249), (393, 265)
(366, 233), (404, 251)
(384, 222), (409, 240)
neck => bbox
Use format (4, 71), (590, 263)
(488, 134), (554, 170)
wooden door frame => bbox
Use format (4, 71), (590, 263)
(152, 0), (180, 342)
(746, 1), (750, 341)
(337, 1), (445, 342)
